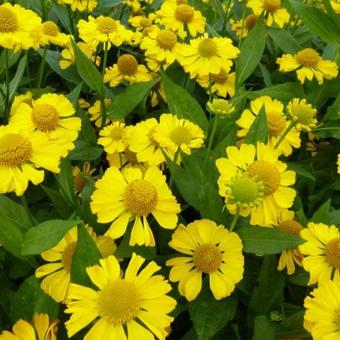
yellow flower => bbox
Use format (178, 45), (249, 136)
(140, 26), (179, 71)
(237, 96), (301, 156)
(153, 113), (205, 162)
(299, 222), (340, 285)
(65, 254), (176, 339)
(231, 14), (258, 38)
(287, 98), (317, 131)
(0, 313), (58, 340)
(87, 99), (111, 127)
(56, 0), (98, 12)
(277, 48), (339, 84)
(206, 98), (235, 116)
(0, 3), (42, 52)
(98, 122), (129, 155)
(247, 0), (290, 28)
(128, 13), (157, 36)
(331, 0), (340, 13)
(166, 219), (244, 301)
(304, 280), (340, 339)
(0, 125), (64, 196)
(128, 118), (165, 166)
(35, 226), (116, 302)
(90, 166), (181, 246)
(216, 143), (296, 226)
(10, 91), (33, 116)
(106, 148), (141, 169)
(197, 70), (235, 98)
(155, 1), (206, 38)
(73, 161), (98, 195)
(10, 93), (81, 156)
(176, 35), (239, 78)
(104, 54), (152, 88)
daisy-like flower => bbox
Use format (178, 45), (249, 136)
(197, 70), (235, 98)
(0, 125), (65, 196)
(166, 219), (244, 301)
(0, 313), (58, 340)
(98, 122), (129, 155)
(104, 54), (152, 88)
(35, 226), (116, 302)
(287, 98), (317, 131)
(10, 91), (33, 116)
(56, 0), (98, 12)
(65, 254), (176, 339)
(155, 1), (206, 38)
(90, 166), (181, 246)
(237, 96), (301, 156)
(0, 3), (42, 52)
(299, 222), (340, 284)
(206, 98), (235, 116)
(87, 99), (111, 127)
(231, 14), (258, 38)
(10, 93), (81, 156)
(73, 161), (98, 196)
(153, 113), (205, 162)
(128, 118), (165, 166)
(277, 48), (339, 84)
(216, 143), (296, 226)
(304, 280), (340, 339)
(247, 0), (290, 28)
(176, 35), (239, 78)
(128, 13), (156, 36)
(140, 27), (179, 71)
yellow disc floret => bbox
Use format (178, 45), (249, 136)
(97, 17), (116, 34)
(170, 126), (193, 145)
(263, 0), (281, 12)
(325, 238), (340, 269)
(61, 242), (77, 272)
(198, 38), (217, 57)
(156, 29), (177, 50)
(0, 7), (17, 33)
(175, 4), (194, 23)
(296, 48), (320, 67)
(31, 104), (59, 131)
(117, 54), (138, 75)
(267, 111), (287, 136)
(42, 21), (60, 36)
(193, 244), (223, 273)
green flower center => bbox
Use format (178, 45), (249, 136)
(231, 176), (260, 203)
(170, 126), (192, 145)
(97, 17), (117, 34)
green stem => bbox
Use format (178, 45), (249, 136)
(3, 49), (10, 123)
(230, 207), (240, 231)
(40, 0), (47, 20)
(25, 51), (32, 89)
(38, 47), (47, 88)
(205, 116), (219, 166)
(20, 195), (37, 226)
(274, 121), (297, 150)
(208, 73), (213, 103)
(100, 42), (109, 128)
(169, 148), (180, 187)
(238, 1), (247, 47)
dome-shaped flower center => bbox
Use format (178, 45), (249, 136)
(198, 38), (217, 57)
(177, 0), (187, 4)
(156, 29), (177, 50)
(0, 7), (18, 33)
(193, 244), (223, 273)
(277, 220), (303, 236)
(140, 17), (152, 27)
(325, 238), (340, 269)
(170, 126), (192, 145)
(125, 148), (138, 163)
(263, 0), (281, 12)
(175, 4), (194, 23)
(117, 54), (138, 76)
(0, 133), (32, 167)
(296, 48), (320, 67)
(231, 176), (261, 204)
(31, 104), (59, 132)
(61, 242), (77, 272)
(245, 14), (258, 30)
(248, 160), (280, 196)
(292, 105), (315, 125)
(211, 69), (228, 83)
(124, 179), (158, 216)
(98, 280), (140, 325)
(97, 17), (117, 34)
(42, 21), (60, 36)
(73, 173), (86, 193)
(266, 111), (287, 136)
(109, 126), (124, 140)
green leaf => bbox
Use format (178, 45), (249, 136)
(9, 54), (27, 100)
(253, 316), (275, 340)
(274, 310), (310, 338)
(189, 289), (237, 340)
(69, 140), (103, 161)
(268, 28), (301, 53)
(56, 159), (76, 205)
(238, 226), (304, 255)
(71, 224), (102, 286)
(236, 19), (266, 87)
(311, 199), (331, 223)
(22, 219), (81, 255)
(67, 82), (83, 106)
(313, 120), (340, 139)
(162, 73), (209, 131)
(244, 106), (268, 144)
(71, 40), (104, 97)
(287, 162), (315, 181)
(106, 79), (159, 120)
(50, 1), (73, 34)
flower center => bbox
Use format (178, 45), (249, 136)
(117, 54), (138, 76)
(175, 4), (194, 23)
(248, 160), (281, 196)
(266, 111), (287, 136)
(97, 280), (140, 325)
(125, 148), (138, 163)
(231, 176), (261, 204)
(292, 105), (315, 125)
(333, 310), (340, 331)
(97, 17), (117, 34)
(0, 7), (18, 33)
(296, 48), (320, 67)
(198, 38), (217, 57)
(170, 126), (192, 145)
(325, 238), (340, 269)
(123, 179), (158, 216)
(31, 104), (59, 132)
(109, 126), (124, 140)
(140, 17), (152, 27)
(156, 29), (177, 50)
(73, 174), (86, 193)
(42, 21), (60, 36)
(0, 133), (32, 167)
(193, 244), (223, 273)
(61, 242), (77, 272)
(277, 220), (303, 236)
(245, 14), (258, 30)
(263, 0), (281, 12)
(211, 69), (228, 83)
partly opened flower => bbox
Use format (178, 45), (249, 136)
(65, 254), (177, 339)
(98, 122), (129, 155)
(197, 70), (235, 98)
(167, 219), (244, 301)
(90, 166), (181, 246)
(287, 98), (317, 131)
